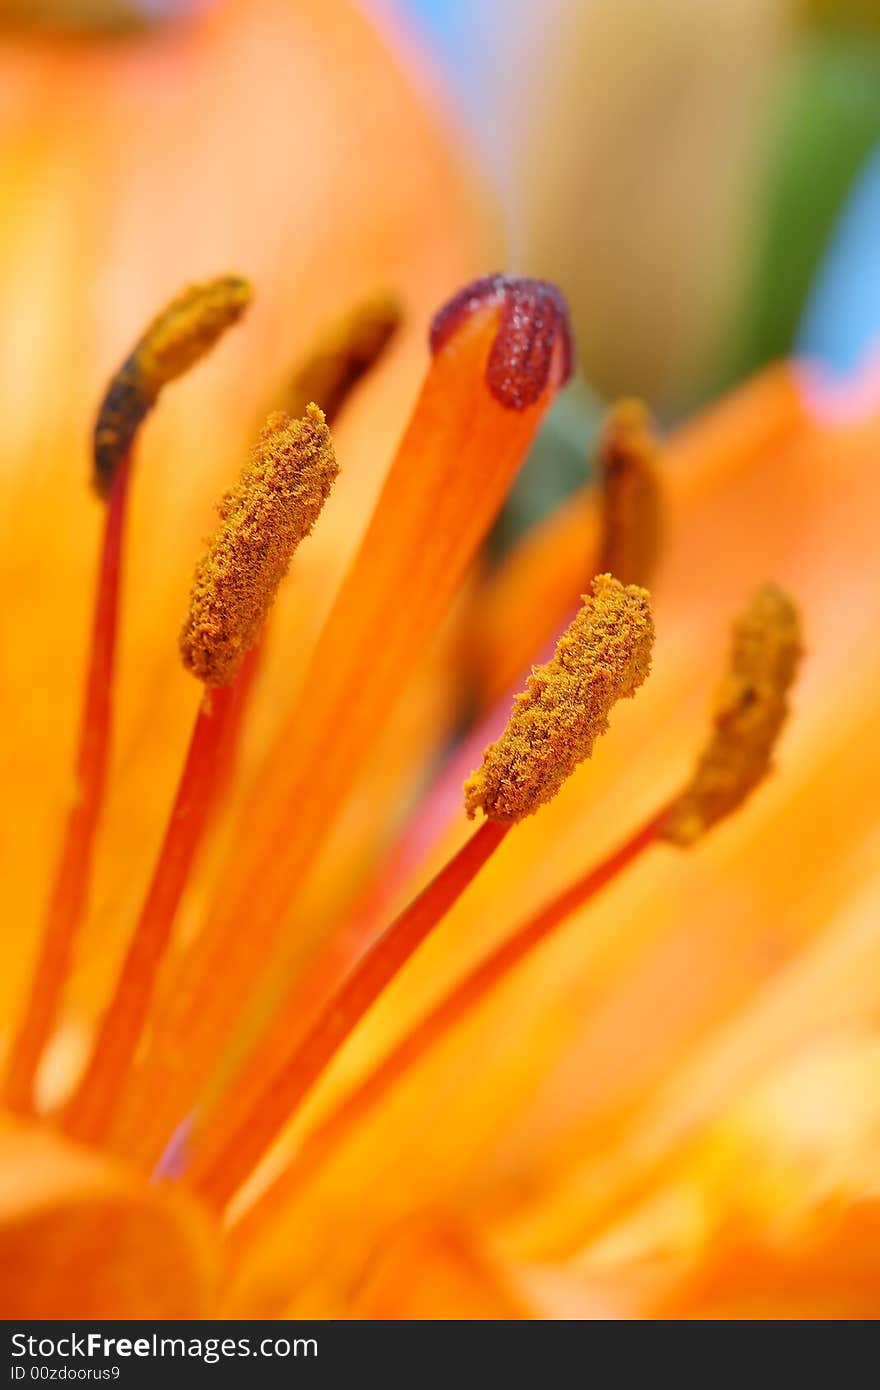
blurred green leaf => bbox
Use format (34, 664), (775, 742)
(730, 32), (880, 378)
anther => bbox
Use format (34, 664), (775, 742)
(93, 274), (251, 494)
(280, 293), (401, 424)
(597, 398), (664, 586)
(660, 584), (803, 845)
(464, 573), (654, 822)
(179, 405), (338, 686)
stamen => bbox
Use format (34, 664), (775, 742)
(111, 276), (574, 1170)
(660, 584), (803, 846)
(190, 820), (510, 1209)
(63, 408), (337, 1143)
(189, 574), (653, 1205)
(3, 277), (248, 1116)
(464, 574), (654, 823)
(336, 405), (663, 937)
(279, 293), (401, 423)
(60, 677), (241, 1145)
(228, 587), (803, 1246)
(93, 274), (251, 494)
(226, 811), (664, 1256)
(597, 398), (664, 586)
(179, 405), (338, 686)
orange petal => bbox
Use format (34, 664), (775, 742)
(347, 1217), (532, 1320)
(0, 1117), (217, 1317)
(655, 1201), (880, 1319)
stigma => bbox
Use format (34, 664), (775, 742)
(430, 274), (574, 410)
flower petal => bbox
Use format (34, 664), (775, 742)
(0, 1118), (217, 1317)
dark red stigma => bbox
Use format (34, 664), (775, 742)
(429, 274), (574, 410)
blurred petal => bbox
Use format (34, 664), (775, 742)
(0, 1117), (216, 1316)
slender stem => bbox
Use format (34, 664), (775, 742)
(4, 463), (131, 1113)
(227, 810), (663, 1256)
(189, 630), (569, 1173)
(191, 819), (509, 1208)
(61, 675), (244, 1145)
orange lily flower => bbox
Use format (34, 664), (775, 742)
(2, 2), (880, 1326)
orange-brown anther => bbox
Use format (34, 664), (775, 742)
(597, 397), (664, 586)
(279, 292), (401, 424)
(660, 584), (803, 846)
(179, 405), (338, 686)
(464, 573), (654, 823)
(93, 274), (251, 494)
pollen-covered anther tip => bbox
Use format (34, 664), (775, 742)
(283, 292), (402, 424)
(597, 397), (664, 587)
(93, 273), (252, 495)
(429, 274), (574, 411)
(660, 583), (803, 847)
(179, 404), (338, 686)
(464, 574), (654, 823)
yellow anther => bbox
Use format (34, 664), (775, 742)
(180, 405), (338, 686)
(660, 584), (803, 846)
(93, 274), (251, 493)
(464, 573), (654, 823)
(597, 398), (663, 587)
(279, 292), (401, 424)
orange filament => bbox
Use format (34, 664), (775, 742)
(221, 581), (804, 1240)
(464, 575), (654, 822)
(226, 809), (665, 1256)
(3, 463), (131, 1114)
(62, 403), (337, 1142)
(150, 578), (653, 1173)
(190, 820), (510, 1209)
(596, 398), (663, 586)
(113, 278), (572, 1168)
(3, 278), (250, 1115)
(60, 676), (242, 1145)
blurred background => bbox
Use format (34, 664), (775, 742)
(3, 0), (880, 529)
(379, 0), (880, 538)
(380, 0), (880, 404)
